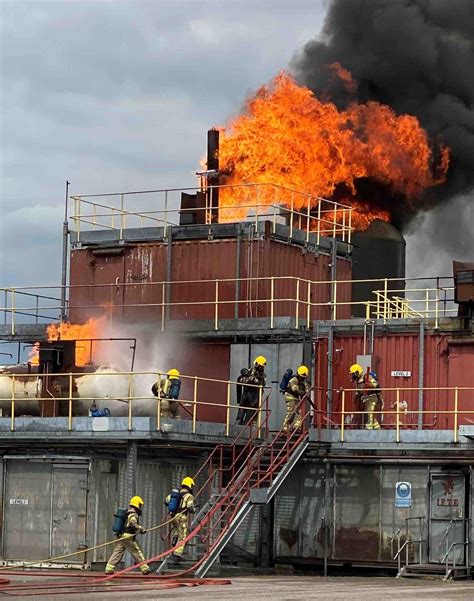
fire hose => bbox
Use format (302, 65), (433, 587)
(0, 514), (177, 573)
(0, 514), (231, 594)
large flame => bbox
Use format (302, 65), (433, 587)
(217, 69), (449, 229)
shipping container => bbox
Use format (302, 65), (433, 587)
(69, 230), (351, 325)
(315, 331), (474, 430)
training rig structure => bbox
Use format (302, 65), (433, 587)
(0, 130), (473, 580)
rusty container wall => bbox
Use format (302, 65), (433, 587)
(273, 462), (430, 565)
(69, 234), (351, 324)
(316, 331), (474, 430)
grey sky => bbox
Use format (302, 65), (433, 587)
(0, 0), (325, 286)
(0, 0), (470, 294)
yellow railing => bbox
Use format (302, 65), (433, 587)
(0, 276), (456, 334)
(70, 182), (353, 244)
(0, 371), (270, 436)
(366, 285), (456, 328)
(337, 387), (474, 444)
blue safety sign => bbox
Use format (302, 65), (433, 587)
(395, 481), (412, 508)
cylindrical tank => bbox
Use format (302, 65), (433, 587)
(0, 366), (41, 416)
(0, 365), (157, 417)
(351, 219), (406, 317)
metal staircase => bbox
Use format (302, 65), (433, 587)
(392, 517), (471, 581)
(156, 394), (312, 577)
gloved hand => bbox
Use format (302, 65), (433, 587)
(140, 527), (147, 534)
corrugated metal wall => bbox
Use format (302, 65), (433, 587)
(274, 463), (431, 564)
(316, 332), (474, 430)
(69, 236), (351, 324)
(116, 458), (202, 561)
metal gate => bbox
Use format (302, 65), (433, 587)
(2, 460), (89, 563)
(429, 473), (466, 564)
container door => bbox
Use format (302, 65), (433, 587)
(2, 461), (89, 563)
(51, 465), (89, 559)
(429, 473), (466, 564)
(3, 462), (52, 560)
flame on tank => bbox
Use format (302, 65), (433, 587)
(47, 317), (106, 366)
(29, 317), (107, 367)
(216, 68), (449, 229)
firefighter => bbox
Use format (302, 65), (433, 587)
(235, 367), (250, 424)
(105, 496), (150, 575)
(152, 368), (181, 419)
(283, 365), (310, 431)
(350, 363), (381, 430)
(166, 476), (196, 566)
(239, 356), (266, 425)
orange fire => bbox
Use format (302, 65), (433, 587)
(47, 317), (106, 366)
(29, 317), (106, 367)
(216, 69), (449, 229)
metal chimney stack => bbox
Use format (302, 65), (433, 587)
(207, 128), (219, 223)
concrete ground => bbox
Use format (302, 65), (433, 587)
(1, 575), (473, 600)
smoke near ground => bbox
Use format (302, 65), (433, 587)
(293, 0), (474, 248)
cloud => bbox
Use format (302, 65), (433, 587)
(0, 1), (325, 287)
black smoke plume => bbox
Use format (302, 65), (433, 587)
(293, 0), (474, 221)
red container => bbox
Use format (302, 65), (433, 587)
(315, 332), (474, 430)
(69, 234), (351, 324)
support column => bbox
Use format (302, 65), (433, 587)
(258, 500), (274, 569)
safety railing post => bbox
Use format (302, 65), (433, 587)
(454, 387), (459, 443)
(3, 289), (7, 325)
(332, 205), (337, 238)
(332, 279), (337, 320)
(289, 193), (294, 239)
(257, 386), (263, 435)
(270, 277), (274, 329)
(435, 286), (440, 329)
(396, 389), (400, 443)
(295, 279), (300, 328)
(215, 280), (219, 331)
(317, 201), (321, 245)
(341, 390), (345, 442)
(306, 194), (310, 244)
(120, 194), (125, 241)
(156, 373), (161, 431)
(68, 372), (73, 431)
(11, 288), (15, 336)
(306, 281), (311, 327)
(272, 204), (276, 234)
(383, 278), (388, 323)
(161, 281), (166, 332)
(127, 372), (133, 431)
(348, 208), (352, 244)
(11, 374), (15, 432)
(225, 382), (231, 436)
(193, 377), (198, 434)
(425, 289), (429, 319)
(164, 190), (168, 237)
(35, 295), (39, 324)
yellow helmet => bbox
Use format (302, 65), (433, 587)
(167, 368), (180, 380)
(254, 356), (267, 367)
(182, 476), (195, 489)
(297, 365), (309, 377)
(129, 495), (144, 510)
(349, 364), (363, 376)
